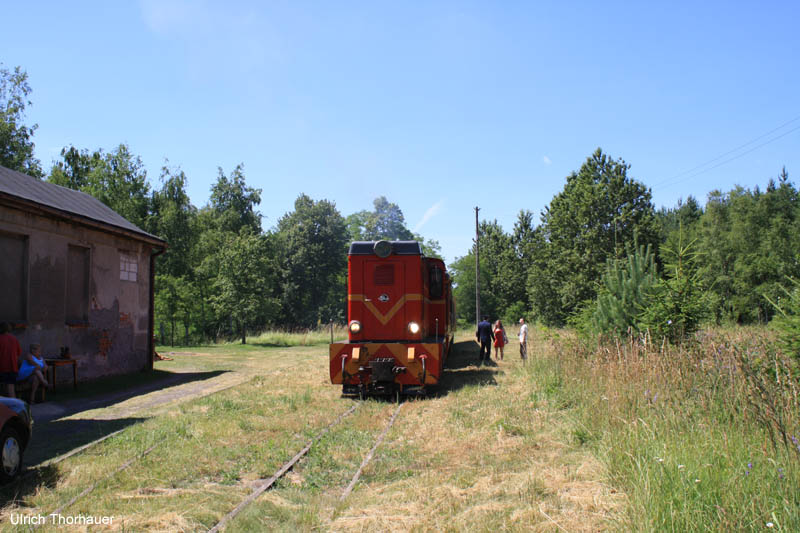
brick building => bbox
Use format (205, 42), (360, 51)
(0, 165), (166, 382)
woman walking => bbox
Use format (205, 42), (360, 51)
(493, 320), (507, 361)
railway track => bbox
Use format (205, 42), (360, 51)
(208, 401), (404, 533)
(43, 439), (164, 521)
(4, 384), (406, 531)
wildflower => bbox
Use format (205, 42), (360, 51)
(694, 479), (701, 483)
(667, 320), (673, 325)
(678, 464), (685, 470)
(766, 523), (774, 528)
(778, 468), (785, 480)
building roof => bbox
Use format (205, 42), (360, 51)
(0, 165), (164, 245)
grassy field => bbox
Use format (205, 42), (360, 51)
(0, 330), (615, 532)
(4, 326), (794, 531)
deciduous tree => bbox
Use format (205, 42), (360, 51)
(0, 64), (42, 177)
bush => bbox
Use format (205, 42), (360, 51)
(767, 276), (800, 361)
(592, 243), (656, 336)
(638, 230), (708, 344)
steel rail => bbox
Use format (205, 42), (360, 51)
(207, 402), (360, 533)
(40, 438), (164, 525)
(340, 402), (403, 501)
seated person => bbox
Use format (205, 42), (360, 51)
(17, 343), (48, 403)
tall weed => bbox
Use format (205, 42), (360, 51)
(531, 326), (800, 531)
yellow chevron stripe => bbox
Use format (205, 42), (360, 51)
(349, 293), (422, 325)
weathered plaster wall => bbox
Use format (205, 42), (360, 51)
(0, 204), (153, 383)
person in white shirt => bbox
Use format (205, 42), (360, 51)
(518, 318), (528, 362)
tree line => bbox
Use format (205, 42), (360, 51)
(452, 148), (800, 340)
(1, 64), (439, 344)
(5, 63), (798, 344)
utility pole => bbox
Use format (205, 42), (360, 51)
(475, 206), (480, 329)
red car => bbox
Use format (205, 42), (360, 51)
(0, 397), (33, 483)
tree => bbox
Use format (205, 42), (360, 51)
(528, 148), (659, 325)
(657, 195), (702, 245)
(592, 243), (657, 336)
(639, 229), (708, 343)
(48, 144), (151, 229)
(696, 174), (800, 324)
(346, 196), (414, 241)
(346, 196), (441, 257)
(147, 164), (197, 279)
(276, 194), (349, 328)
(450, 251), (495, 326)
(212, 231), (279, 343)
(209, 164), (262, 234)
(48, 146), (104, 189)
(0, 64), (42, 177)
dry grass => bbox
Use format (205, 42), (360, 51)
(534, 325), (800, 531)
(1, 333), (622, 532)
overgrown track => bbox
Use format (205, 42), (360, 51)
(340, 402), (403, 501)
(208, 400), (405, 532)
(207, 403), (359, 533)
(44, 439), (164, 520)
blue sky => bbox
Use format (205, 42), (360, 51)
(3, 1), (799, 264)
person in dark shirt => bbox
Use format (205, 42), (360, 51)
(475, 316), (494, 365)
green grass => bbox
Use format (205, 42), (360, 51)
(525, 325), (800, 532)
(156, 325), (348, 350)
(13, 324), (796, 531)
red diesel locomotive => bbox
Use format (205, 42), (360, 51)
(329, 240), (455, 398)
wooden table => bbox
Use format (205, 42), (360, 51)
(45, 358), (78, 392)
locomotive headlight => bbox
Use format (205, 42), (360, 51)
(349, 320), (362, 334)
(408, 321), (420, 334)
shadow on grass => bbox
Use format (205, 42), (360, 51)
(40, 369), (228, 423)
(437, 340), (499, 395)
(0, 416), (145, 505)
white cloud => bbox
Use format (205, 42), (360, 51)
(543, 155), (552, 166)
(413, 199), (445, 233)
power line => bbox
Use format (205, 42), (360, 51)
(652, 114), (800, 190)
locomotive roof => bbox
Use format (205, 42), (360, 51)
(348, 241), (423, 256)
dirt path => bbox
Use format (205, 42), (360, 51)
(26, 368), (252, 467)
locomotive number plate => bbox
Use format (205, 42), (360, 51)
(378, 293), (390, 302)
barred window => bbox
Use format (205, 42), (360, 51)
(120, 253), (138, 282)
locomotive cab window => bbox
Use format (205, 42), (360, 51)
(429, 266), (443, 299)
